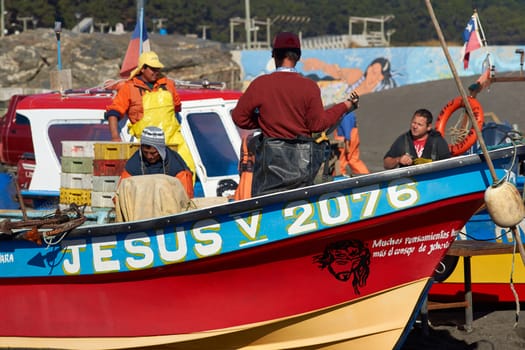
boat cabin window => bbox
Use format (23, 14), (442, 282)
(187, 112), (238, 177)
(48, 123), (112, 159)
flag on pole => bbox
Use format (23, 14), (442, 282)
(461, 13), (484, 69)
(119, 20), (150, 78)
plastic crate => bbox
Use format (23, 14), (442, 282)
(123, 143), (140, 159)
(62, 141), (95, 157)
(94, 142), (139, 160)
(92, 176), (120, 192)
(60, 188), (92, 206)
(61, 157), (94, 174)
(91, 191), (115, 208)
(93, 159), (127, 176)
(60, 173), (93, 190)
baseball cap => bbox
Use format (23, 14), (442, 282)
(141, 126), (166, 160)
(272, 32), (301, 49)
(129, 51), (165, 79)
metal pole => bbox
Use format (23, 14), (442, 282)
(425, 0), (498, 183)
(244, 0), (251, 49)
(138, 0), (144, 54)
(1, 0), (5, 38)
(54, 21), (62, 71)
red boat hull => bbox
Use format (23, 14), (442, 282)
(0, 194), (483, 338)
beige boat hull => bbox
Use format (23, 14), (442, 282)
(0, 278), (428, 350)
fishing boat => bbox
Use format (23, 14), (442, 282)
(0, 129), (524, 349)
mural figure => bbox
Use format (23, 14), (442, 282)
(348, 57), (397, 94)
(301, 56), (397, 96)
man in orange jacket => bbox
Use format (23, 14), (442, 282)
(105, 51), (195, 178)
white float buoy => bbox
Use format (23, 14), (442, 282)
(484, 181), (525, 228)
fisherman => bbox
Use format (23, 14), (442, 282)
(120, 126), (193, 198)
(105, 51), (195, 179)
(333, 110), (369, 176)
(383, 108), (451, 169)
(232, 31), (359, 196)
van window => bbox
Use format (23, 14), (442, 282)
(187, 112), (238, 177)
(15, 113), (30, 125)
(48, 123), (112, 159)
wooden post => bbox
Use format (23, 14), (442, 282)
(50, 69), (72, 91)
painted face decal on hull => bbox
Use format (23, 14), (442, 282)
(313, 239), (370, 294)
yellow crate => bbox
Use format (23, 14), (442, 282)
(94, 142), (139, 160)
(128, 143), (178, 154)
(60, 188), (92, 206)
(122, 143), (140, 159)
(94, 142), (178, 160)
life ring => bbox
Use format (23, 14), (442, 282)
(435, 96), (484, 156)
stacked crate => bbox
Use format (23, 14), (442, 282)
(92, 142), (140, 210)
(59, 141), (141, 210)
(60, 141), (95, 208)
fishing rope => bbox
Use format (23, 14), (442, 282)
(490, 134), (521, 187)
(43, 229), (70, 247)
(509, 238), (520, 327)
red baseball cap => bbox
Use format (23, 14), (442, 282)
(272, 32), (301, 49)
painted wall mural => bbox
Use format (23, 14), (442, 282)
(236, 46), (525, 106)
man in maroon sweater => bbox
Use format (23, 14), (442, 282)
(232, 31), (358, 196)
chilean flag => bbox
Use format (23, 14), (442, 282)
(461, 14), (483, 69)
(119, 19), (151, 78)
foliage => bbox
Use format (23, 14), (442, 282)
(2, 0), (525, 45)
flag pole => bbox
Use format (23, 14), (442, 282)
(474, 9), (488, 47)
(424, 0), (498, 183)
(138, 0), (144, 54)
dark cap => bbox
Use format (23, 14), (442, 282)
(272, 32), (301, 49)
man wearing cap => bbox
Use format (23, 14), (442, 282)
(232, 32), (359, 196)
(106, 51), (195, 179)
(120, 126), (194, 198)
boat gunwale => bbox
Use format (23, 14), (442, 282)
(71, 144), (524, 237)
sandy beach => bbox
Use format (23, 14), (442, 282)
(401, 302), (525, 349)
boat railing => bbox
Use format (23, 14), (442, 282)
(59, 86), (117, 98)
(173, 79), (226, 90)
(94, 78), (227, 92)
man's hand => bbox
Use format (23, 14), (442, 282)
(347, 91), (359, 107)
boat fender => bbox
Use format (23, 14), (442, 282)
(484, 182), (525, 228)
(435, 96), (484, 156)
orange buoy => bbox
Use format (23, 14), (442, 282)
(435, 96), (484, 156)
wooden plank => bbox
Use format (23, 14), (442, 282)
(427, 300), (469, 311)
(448, 240), (521, 257)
